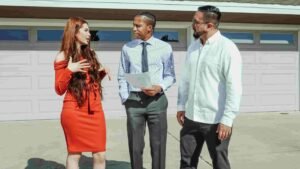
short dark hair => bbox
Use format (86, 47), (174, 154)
(135, 11), (156, 29)
(198, 5), (221, 28)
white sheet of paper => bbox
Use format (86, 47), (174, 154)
(124, 72), (152, 88)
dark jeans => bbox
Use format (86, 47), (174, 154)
(125, 92), (168, 169)
(180, 117), (231, 169)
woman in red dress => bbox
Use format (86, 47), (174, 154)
(54, 17), (110, 169)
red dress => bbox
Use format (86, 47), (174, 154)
(54, 60), (106, 153)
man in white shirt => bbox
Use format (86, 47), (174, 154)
(177, 5), (242, 169)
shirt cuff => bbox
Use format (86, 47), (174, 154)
(220, 115), (234, 127)
(121, 93), (129, 105)
(177, 105), (185, 112)
(121, 98), (127, 105)
(159, 84), (166, 92)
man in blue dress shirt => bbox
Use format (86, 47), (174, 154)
(117, 12), (176, 169)
(177, 5), (242, 169)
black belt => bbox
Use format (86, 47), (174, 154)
(130, 91), (164, 97)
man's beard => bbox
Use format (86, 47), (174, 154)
(193, 31), (201, 39)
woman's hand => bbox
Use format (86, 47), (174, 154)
(67, 57), (90, 73)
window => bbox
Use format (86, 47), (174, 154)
(37, 30), (63, 41)
(0, 29), (28, 41)
(260, 32), (294, 45)
(154, 31), (179, 42)
(222, 32), (254, 44)
(91, 30), (131, 42)
(219, 30), (297, 51)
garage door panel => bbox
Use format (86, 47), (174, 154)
(36, 51), (57, 64)
(96, 51), (120, 63)
(241, 94), (297, 112)
(0, 100), (32, 114)
(260, 94), (296, 106)
(241, 106), (297, 112)
(102, 99), (125, 111)
(0, 90), (58, 97)
(0, 51), (31, 65)
(259, 52), (297, 64)
(0, 76), (32, 89)
(256, 85), (296, 92)
(240, 51), (299, 112)
(0, 89), (31, 96)
(264, 65), (298, 70)
(243, 73), (256, 86)
(261, 74), (296, 85)
(243, 65), (297, 71)
(1, 67), (54, 74)
(101, 78), (119, 87)
(38, 75), (54, 89)
(242, 54), (256, 64)
(35, 66), (55, 73)
(243, 80), (297, 92)
(99, 63), (119, 74)
(241, 94), (256, 106)
(39, 99), (62, 113)
(101, 86), (119, 98)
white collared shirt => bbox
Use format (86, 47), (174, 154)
(177, 31), (242, 127)
(118, 36), (176, 103)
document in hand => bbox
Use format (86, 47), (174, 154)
(124, 72), (152, 88)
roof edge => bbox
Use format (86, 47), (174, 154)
(1, 0), (300, 15)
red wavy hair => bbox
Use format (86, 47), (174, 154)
(60, 17), (102, 106)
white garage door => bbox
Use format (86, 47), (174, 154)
(241, 51), (299, 112)
(0, 26), (188, 121)
(0, 50), (186, 121)
(0, 51), (299, 121)
(0, 28), (299, 121)
(0, 50), (62, 120)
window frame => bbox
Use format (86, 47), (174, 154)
(221, 31), (255, 45)
(91, 29), (132, 42)
(220, 29), (298, 51)
(154, 28), (187, 50)
(36, 28), (64, 42)
(0, 26), (33, 50)
(0, 27), (30, 42)
(258, 31), (298, 50)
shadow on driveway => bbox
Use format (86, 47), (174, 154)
(25, 156), (131, 169)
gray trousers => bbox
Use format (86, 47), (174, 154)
(180, 117), (231, 169)
(124, 92), (168, 169)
